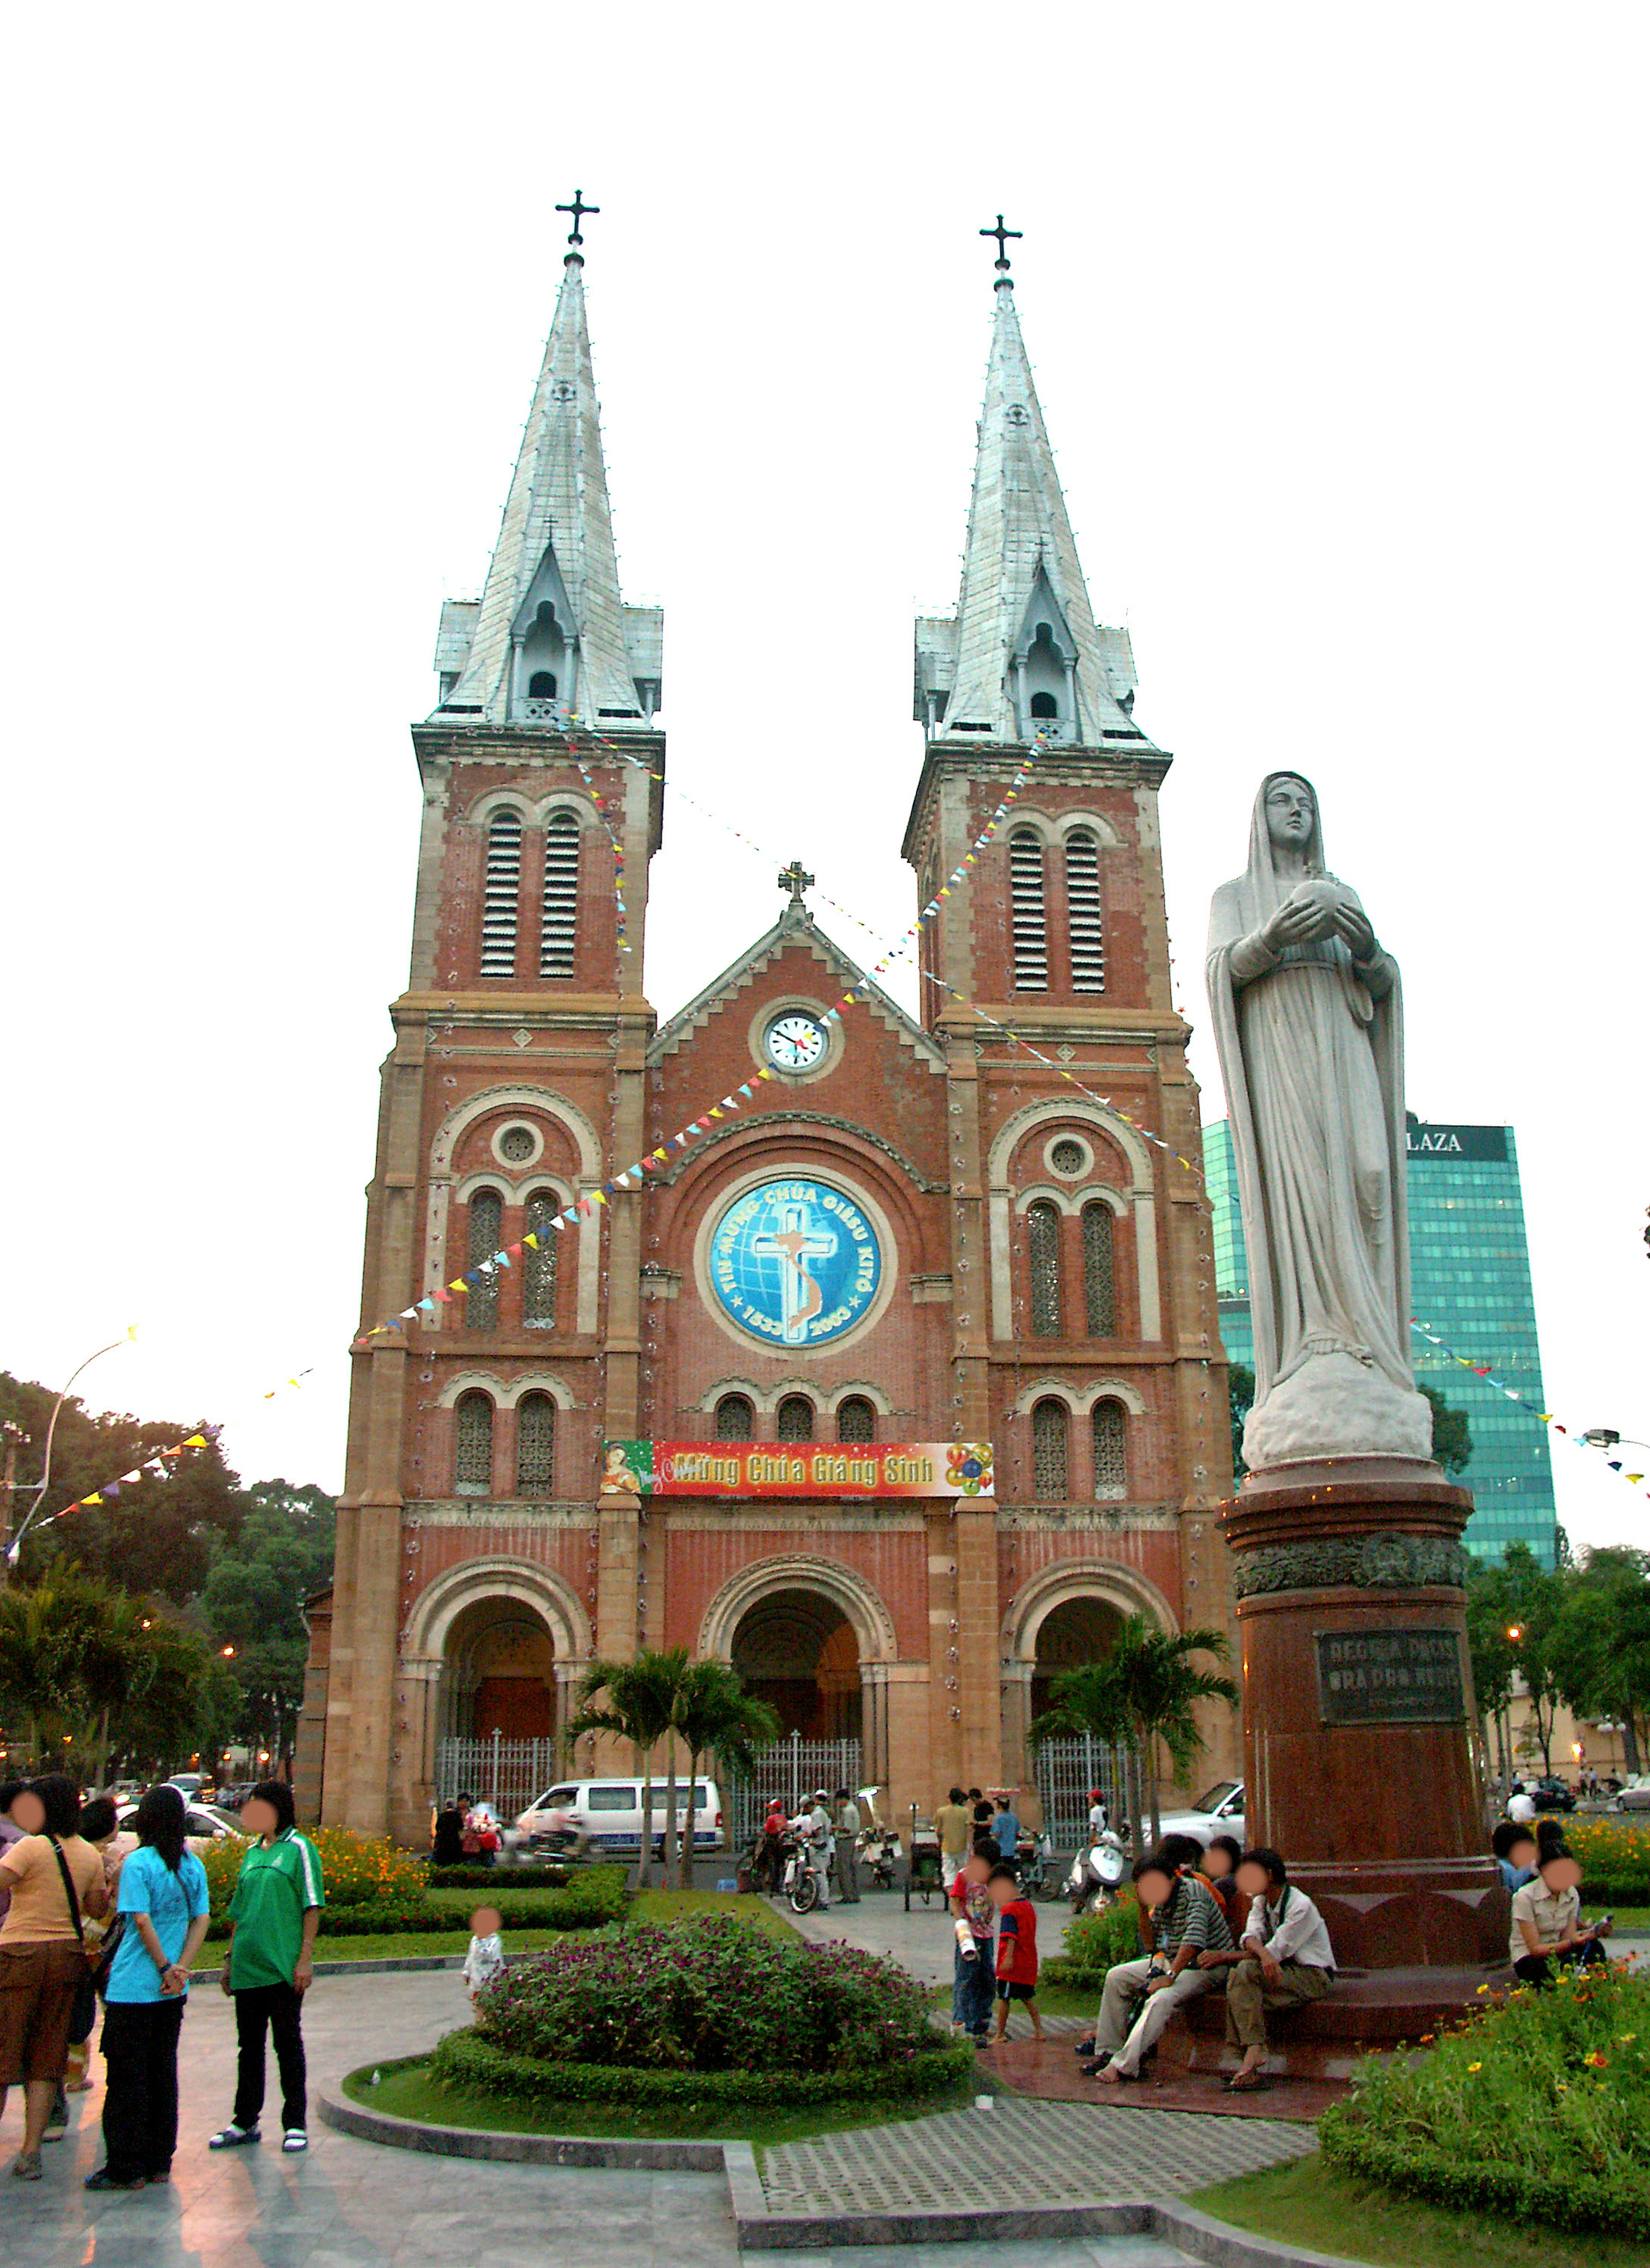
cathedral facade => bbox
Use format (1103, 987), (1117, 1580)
(299, 233), (1237, 1844)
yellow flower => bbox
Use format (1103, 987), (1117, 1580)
(1467, 2061), (1482, 2072)
(1419, 2034), (1434, 2044)
(1476, 1983), (1489, 1995)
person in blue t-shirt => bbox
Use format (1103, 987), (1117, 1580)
(990, 1797), (1021, 1876)
(86, 1785), (211, 2192)
(1491, 1821), (1539, 1895)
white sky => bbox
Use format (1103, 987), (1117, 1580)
(5, 5), (1646, 1551)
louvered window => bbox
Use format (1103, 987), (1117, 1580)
(1028, 1200), (1062, 1337)
(540, 814), (580, 978)
(1009, 829), (1048, 990)
(1031, 1398), (1069, 1499)
(516, 1392), (556, 1497)
(455, 1391), (493, 1495)
(523, 1193), (559, 1328)
(715, 1394), (754, 1441)
(480, 811), (522, 976)
(466, 1190), (502, 1329)
(777, 1394), (814, 1442)
(1083, 1202), (1117, 1337)
(837, 1396), (876, 1444)
(1093, 1399), (1128, 1500)
(1066, 829), (1105, 993)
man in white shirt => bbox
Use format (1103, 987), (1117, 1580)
(1506, 1788), (1537, 1826)
(1197, 1847), (1336, 2092)
(791, 1792), (833, 1909)
(1087, 1791), (1108, 1839)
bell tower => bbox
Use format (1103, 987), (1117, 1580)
(319, 209), (664, 1838)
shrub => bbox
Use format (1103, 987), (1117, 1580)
(430, 2024), (975, 2109)
(475, 1913), (944, 2077)
(427, 1864), (571, 1890)
(1553, 1815), (1650, 1897)
(1042, 1894), (1142, 1989)
(1319, 1961), (1650, 2240)
(200, 1853), (626, 1940)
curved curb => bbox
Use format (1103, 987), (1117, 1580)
(315, 2083), (723, 2170)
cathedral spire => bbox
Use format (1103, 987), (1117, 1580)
(433, 223), (661, 728)
(914, 245), (1141, 747)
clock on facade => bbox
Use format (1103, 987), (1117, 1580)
(763, 1012), (828, 1072)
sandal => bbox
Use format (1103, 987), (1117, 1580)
(1223, 2070), (1274, 2093)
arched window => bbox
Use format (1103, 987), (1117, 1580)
(540, 813), (580, 979)
(776, 1394), (815, 1442)
(1009, 829), (1048, 990)
(454, 1391), (494, 1495)
(1029, 691), (1058, 718)
(523, 1193), (559, 1328)
(1082, 1202), (1116, 1337)
(527, 670), (557, 699)
(466, 1190), (503, 1329)
(480, 810), (522, 976)
(1031, 1398), (1069, 1499)
(516, 1392), (556, 1497)
(715, 1394), (754, 1441)
(1027, 1200), (1062, 1337)
(1092, 1399), (1128, 1500)
(837, 1396), (876, 1444)
(1066, 828), (1105, 994)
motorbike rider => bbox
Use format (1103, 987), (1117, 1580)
(1087, 1790), (1109, 1839)
(756, 1797), (787, 1893)
(791, 1790), (834, 1910)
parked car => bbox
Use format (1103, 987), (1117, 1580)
(514, 1777), (724, 1857)
(1152, 1779), (1247, 1851)
(1613, 1775), (1650, 1814)
(1528, 1776), (1577, 1814)
(113, 1799), (247, 1862)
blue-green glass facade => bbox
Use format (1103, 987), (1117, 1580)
(1203, 1117), (1557, 1565)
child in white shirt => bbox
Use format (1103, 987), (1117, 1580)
(462, 1903), (505, 2009)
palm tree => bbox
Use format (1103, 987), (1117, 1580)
(0, 1580), (84, 1760)
(1027, 1659), (1139, 1846)
(669, 1660), (781, 1888)
(1107, 1616), (1241, 1848)
(565, 1650), (686, 1888)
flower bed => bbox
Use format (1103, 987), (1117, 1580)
(1040, 1895), (1142, 1990)
(1319, 1962), (1650, 2240)
(431, 2026), (976, 2110)
(468, 1913), (963, 2089)
(199, 1848), (627, 1940)
(1544, 1815), (1650, 1906)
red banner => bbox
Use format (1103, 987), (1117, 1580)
(600, 1440), (993, 1499)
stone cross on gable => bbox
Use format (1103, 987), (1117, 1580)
(556, 190), (599, 246)
(778, 859), (814, 907)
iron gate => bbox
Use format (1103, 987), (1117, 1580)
(436, 1735), (562, 1820)
(727, 1735), (862, 1849)
(1033, 1735), (1126, 1849)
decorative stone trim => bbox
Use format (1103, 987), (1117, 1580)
(654, 1111), (945, 1194)
(1230, 1534), (1472, 1600)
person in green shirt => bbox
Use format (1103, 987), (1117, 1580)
(208, 1781), (324, 2156)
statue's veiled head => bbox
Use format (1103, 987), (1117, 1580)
(1262, 774), (1318, 860)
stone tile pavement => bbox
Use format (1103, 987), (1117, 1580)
(758, 2097), (1317, 2219)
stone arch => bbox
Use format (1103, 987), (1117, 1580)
(434, 1368), (578, 1413)
(463, 788), (535, 828)
(1054, 809), (1121, 849)
(535, 789), (602, 830)
(1012, 1180), (1128, 1220)
(403, 1554), (593, 1667)
(427, 1085), (603, 1334)
(1003, 1555), (1179, 1663)
(989, 1098), (1161, 1343)
(1010, 1376), (1147, 1418)
(698, 1554), (898, 1667)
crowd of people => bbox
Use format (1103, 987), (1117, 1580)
(755, 1787), (866, 1905)
(0, 1772), (324, 2191)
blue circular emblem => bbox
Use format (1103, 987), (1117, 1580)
(709, 1178), (883, 1348)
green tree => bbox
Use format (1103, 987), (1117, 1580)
(1467, 1543), (1567, 1777)
(1027, 1660), (1141, 1851)
(198, 1480), (335, 1769)
(565, 1650), (686, 1888)
(1418, 1386), (1473, 1478)
(1228, 1365), (1255, 1481)
(1549, 1547), (1650, 1776)
(669, 1659), (781, 1888)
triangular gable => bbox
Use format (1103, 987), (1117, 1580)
(1013, 559), (1077, 663)
(511, 544), (577, 643)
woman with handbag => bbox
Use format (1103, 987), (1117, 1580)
(86, 1784), (211, 2192)
(0, 1773), (107, 2182)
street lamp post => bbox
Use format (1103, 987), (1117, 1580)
(2, 1334), (134, 1580)
(1580, 1429), (1650, 1455)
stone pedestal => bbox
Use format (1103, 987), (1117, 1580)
(1222, 1456), (1506, 2021)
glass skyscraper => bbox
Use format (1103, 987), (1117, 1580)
(1204, 1116), (1557, 1564)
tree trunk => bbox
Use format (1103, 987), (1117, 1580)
(681, 1748), (699, 1889)
(1146, 1737), (1162, 1849)
(1622, 1709), (1642, 1778)
(636, 1752), (654, 1890)
(662, 1748), (679, 1887)
(1124, 1740), (1143, 1851)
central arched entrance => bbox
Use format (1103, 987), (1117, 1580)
(730, 1587), (863, 1741)
(1031, 1594), (1126, 1726)
(441, 1594), (558, 1741)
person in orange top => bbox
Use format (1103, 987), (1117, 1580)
(987, 1863), (1043, 2042)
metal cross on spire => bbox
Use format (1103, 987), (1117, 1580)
(778, 859), (814, 907)
(556, 190), (600, 246)
(980, 213), (1022, 271)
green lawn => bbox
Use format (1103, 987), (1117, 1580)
(627, 1886), (797, 1938)
(1191, 2155), (1645, 2268)
(1585, 1904), (1650, 1931)
(926, 1979), (1095, 2021)
(342, 2054), (977, 2147)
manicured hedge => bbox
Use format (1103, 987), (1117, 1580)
(204, 1862), (628, 1941)
(1318, 1962), (1650, 2240)
(426, 1864), (572, 1890)
(431, 2023), (976, 2110)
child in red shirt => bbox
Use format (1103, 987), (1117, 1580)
(987, 1863), (1043, 2041)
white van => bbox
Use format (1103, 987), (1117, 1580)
(516, 1778), (724, 1856)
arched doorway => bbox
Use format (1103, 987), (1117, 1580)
(440, 1595), (559, 1741)
(1031, 1594), (1126, 1726)
(730, 1588), (862, 1741)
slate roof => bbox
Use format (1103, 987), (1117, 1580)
(916, 278), (1146, 747)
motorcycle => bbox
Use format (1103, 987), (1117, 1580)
(1015, 1827), (1063, 1902)
(778, 1830), (823, 1914)
(854, 1784), (900, 1891)
(1066, 1827), (1128, 1914)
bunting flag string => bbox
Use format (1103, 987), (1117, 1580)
(11, 1370), (318, 1561)
(1409, 1320), (1650, 1502)
(565, 735), (632, 955)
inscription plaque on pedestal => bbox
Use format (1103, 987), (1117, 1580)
(1314, 1628), (1465, 1726)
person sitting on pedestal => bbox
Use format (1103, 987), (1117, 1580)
(1201, 1835), (1250, 1937)
(1491, 1820), (1539, 1895)
(1510, 1825), (1611, 1986)
(1203, 1847), (1337, 2092)
(1085, 1853), (1233, 2084)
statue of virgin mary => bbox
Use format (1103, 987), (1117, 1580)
(1207, 774), (1433, 1470)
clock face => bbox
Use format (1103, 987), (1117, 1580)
(764, 1012), (828, 1072)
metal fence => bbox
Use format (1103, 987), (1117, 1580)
(1033, 1735), (1127, 1848)
(436, 1735), (561, 1820)
(727, 1735), (862, 1850)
